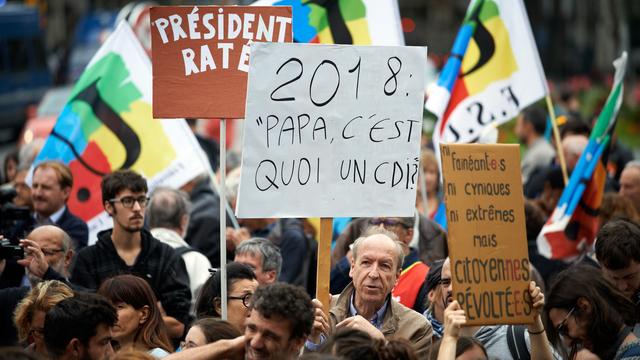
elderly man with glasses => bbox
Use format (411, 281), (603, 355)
(68, 170), (191, 340)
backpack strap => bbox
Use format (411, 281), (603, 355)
(507, 325), (531, 360)
(174, 246), (194, 258)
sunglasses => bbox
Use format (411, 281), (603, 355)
(556, 307), (576, 337)
(369, 218), (409, 228)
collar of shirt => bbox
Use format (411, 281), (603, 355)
(349, 292), (388, 329)
(34, 205), (66, 224)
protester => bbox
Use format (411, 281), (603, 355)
(598, 192), (640, 226)
(372, 218), (430, 311)
(620, 161), (640, 213)
(423, 259), (446, 340)
(194, 262), (258, 332)
(437, 258), (555, 359)
(97, 274), (173, 358)
(147, 187), (211, 313)
(70, 170), (191, 338)
(13, 280), (73, 355)
(516, 105), (556, 184)
(12, 165), (33, 209)
(43, 292), (117, 360)
(181, 173), (227, 268)
(226, 167), (317, 293)
(181, 318), (241, 350)
(2, 149), (18, 184)
(545, 264), (640, 359)
(317, 328), (378, 360)
(595, 219), (640, 309)
(432, 300), (489, 360)
(417, 148), (442, 219)
(310, 229), (433, 358)
(31, 161), (88, 249)
(234, 237), (282, 285)
(165, 282), (314, 360)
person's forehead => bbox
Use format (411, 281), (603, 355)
(622, 167), (640, 182)
(236, 251), (263, 266)
(33, 167), (59, 183)
(603, 262), (640, 277)
(248, 310), (291, 338)
(115, 189), (146, 197)
(358, 236), (397, 259)
(30, 229), (62, 247)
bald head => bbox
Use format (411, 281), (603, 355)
(27, 225), (74, 280)
(352, 231), (404, 272)
(562, 135), (588, 171)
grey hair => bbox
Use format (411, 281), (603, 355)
(60, 231), (72, 253)
(353, 227), (404, 271)
(146, 187), (192, 229)
(235, 238), (282, 279)
(624, 160), (640, 172)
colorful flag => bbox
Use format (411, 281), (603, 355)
(32, 22), (207, 244)
(251, 0), (404, 45)
(426, 0), (547, 149)
(537, 52), (627, 259)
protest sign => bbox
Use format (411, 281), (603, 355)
(33, 23), (207, 244)
(150, 6), (292, 118)
(440, 143), (532, 325)
(236, 43), (427, 218)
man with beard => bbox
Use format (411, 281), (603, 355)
(163, 283), (314, 360)
(44, 292), (117, 360)
(70, 170), (191, 338)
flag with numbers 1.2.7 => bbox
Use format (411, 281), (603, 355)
(32, 22), (206, 244)
(425, 0), (547, 149)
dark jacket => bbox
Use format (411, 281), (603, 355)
(55, 207), (89, 250)
(0, 286), (29, 346)
(184, 178), (233, 268)
(71, 229), (191, 325)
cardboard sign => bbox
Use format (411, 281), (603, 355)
(440, 143), (533, 325)
(236, 43), (427, 218)
(150, 6), (292, 119)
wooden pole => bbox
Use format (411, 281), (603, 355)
(316, 217), (333, 312)
(545, 95), (569, 186)
(220, 118), (227, 320)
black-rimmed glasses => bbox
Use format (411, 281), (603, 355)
(109, 196), (149, 208)
(228, 293), (252, 308)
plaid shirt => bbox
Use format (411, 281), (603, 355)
(71, 229), (191, 325)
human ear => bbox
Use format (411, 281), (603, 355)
(214, 297), (222, 315)
(139, 305), (150, 324)
(577, 296), (593, 316)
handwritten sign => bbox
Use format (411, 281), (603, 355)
(150, 6), (292, 119)
(440, 143), (533, 325)
(236, 43), (427, 218)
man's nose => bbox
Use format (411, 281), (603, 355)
(250, 333), (264, 349)
(132, 200), (142, 211)
(105, 342), (114, 358)
(367, 264), (380, 278)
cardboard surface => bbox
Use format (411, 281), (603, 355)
(440, 143), (533, 325)
(236, 43), (427, 218)
(150, 6), (292, 119)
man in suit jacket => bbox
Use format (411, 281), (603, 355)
(31, 161), (88, 249)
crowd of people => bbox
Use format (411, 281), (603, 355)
(0, 104), (640, 360)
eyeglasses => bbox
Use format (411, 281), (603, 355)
(556, 307), (576, 337)
(41, 248), (64, 257)
(369, 218), (409, 228)
(439, 278), (452, 287)
(28, 327), (45, 339)
(228, 293), (252, 308)
(109, 196), (149, 208)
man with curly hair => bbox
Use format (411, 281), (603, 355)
(164, 282), (314, 360)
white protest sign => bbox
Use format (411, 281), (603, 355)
(237, 43), (427, 218)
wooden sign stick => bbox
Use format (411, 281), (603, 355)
(316, 217), (333, 312)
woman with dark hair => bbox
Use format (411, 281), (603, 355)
(181, 318), (241, 350)
(97, 275), (172, 358)
(195, 262), (258, 331)
(545, 264), (640, 359)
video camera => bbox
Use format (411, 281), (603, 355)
(0, 185), (32, 260)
